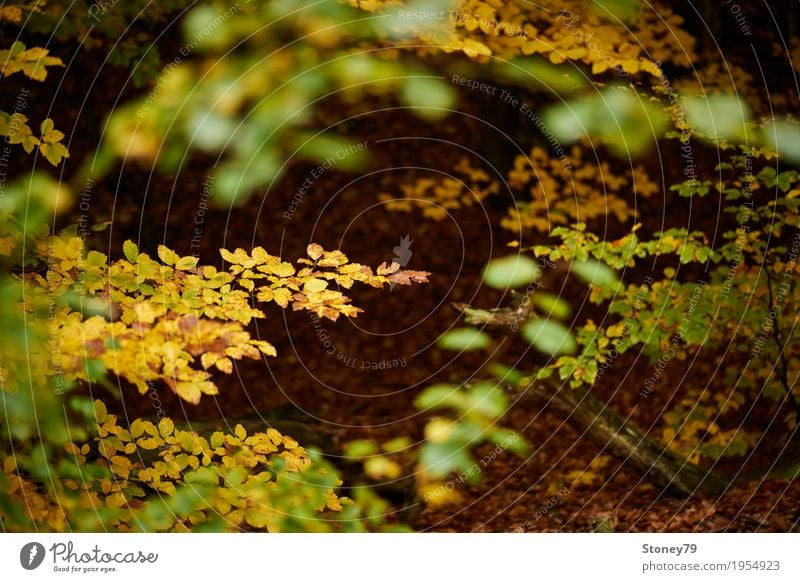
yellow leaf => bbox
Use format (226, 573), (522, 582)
(235, 424), (247, 440)
(137, 437), (162, 450)
(201, 352), (218, 369)
(64, 443), (81, 455)
(210, 431), (225, 449)
(106, 492), (127, 509)
(245, 508), (270, 528)
(175, 255), (199, 270)
(130, 419), (146, 438)
(94, 399), (107, 423)
(98, 439), (115, 459)
(215, 357), (233, 374)
(157, 245), (178, 266)
(159, 418), (175, 438)
(307, 243), (324, 260)
(0, 236), (16, 256)
(303, 278), (328, 292)
(251, 246), (271, 264)
(134, 302), (156, 324)
(273, 287), (292, 307)
(462, 39), (491, 58)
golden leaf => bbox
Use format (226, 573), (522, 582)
(307, 243), (324, 260)
(157, 245), (178, 266)
(215, 357), (233, 374)
(235, 424), (247, 441)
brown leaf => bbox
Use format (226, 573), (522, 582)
(377, 261), (400, 275)
(307, 243), (324, 261)
(386, 269), (431, 286)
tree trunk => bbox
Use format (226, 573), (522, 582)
(516, 378), (732, 497)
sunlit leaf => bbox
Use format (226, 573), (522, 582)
(437, 327), (492, 351)
(521, 319), (578, 355)
(482, 254), (540, 289)
(683, 93), (750, 140)
(570, 259), (619, 288)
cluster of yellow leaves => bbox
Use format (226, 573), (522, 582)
(0, 40), (63, 81)
(356, 0), (694, 77)
(0, 116), (69, 165)
(379, 157), (500, 219)
(0, 40), (68, 165)
(503, 146), (657, 233)
(23, 234), (428, 403)
(670, 61), (765, 115)
(223, 241), (428, 320)
(0, 4), (22, 22)
(1, 402), (343, 532)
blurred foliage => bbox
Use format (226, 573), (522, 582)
(482, 254), (540, 289)
(414, 381), (528, 506)
(503, 145), (657, 232)
(99, 0), (461, 205)
(342, 380), (528, 508)
(437, 327), (493, 351)
(380, 157), (500, 219)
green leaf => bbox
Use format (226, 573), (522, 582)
(401, 76), (457, 120)
(175, 255), (199, 270)
(570, 259), (619, 288)
(415, 384), (470, 413)
(437, 327), (492, 351)
(544, 86), (667, 157)
(85, 251), (107, 267)
(93, 399), (107, 424)
(487, 363), (525, 385)
(531, 292), (572, 319)
(210, 431), (225, 449)
(343, 440), (378, 458)
(91, 221), (112, 232)
(760, 121), (800, 166)
(123, 240), (138, 263)
(683, 93), (751, 140)
(418, 442), (473, 479)
(487, 429), (529, 456)
(467, 382), (507, 419)
(292, 133), (369, 171)
(186, 110), (238, 152)
(85, 359), (107, 382)
(521, 319), (578, 355)
(382, 436), (412, 454)
(482, 254), (540, 289)
(591, 0), (640, 20)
